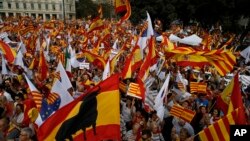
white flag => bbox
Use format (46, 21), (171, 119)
(56, 61), (72, 90)
(102, 60), (110, 80)
(51, 79), (73, 108)
(24, 74), (39, 92)
(154, 73), (170, 121)
(1, 55), (8, 75)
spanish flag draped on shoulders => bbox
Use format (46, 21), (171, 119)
(37, 74), (121, 141)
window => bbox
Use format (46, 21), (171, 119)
(45, 4), (48, 10)
(16, 3), (19, 9)
(9, 13), (13, 17)
(31, 3), (34, 10)
(23, 3), (26, 9)
(38, 14), (43, 19)
(59, 4), (62, 11)
(45, 14), (50, 20)
(0, 2), (3, 9)
(52, 14), (56, 19)
(52, 4), (55, 11)
(38, 3), (41, 10)
(16, 13), (21, 17)
(31, 13), (36, 19)
(8, 3), (11, 9)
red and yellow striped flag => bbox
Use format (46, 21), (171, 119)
(30, 91), (43, 112)
(170, 104), (196, 123)
(127, 82), (142, 99)
(198, 108), (243, 141)
(119, 81), (127, 94)
(190, 82), (207, 94)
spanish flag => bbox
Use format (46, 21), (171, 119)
(37, 74), (120, 141)
(117, 0), (131, 25)
(121, 53), (132, 79)
(115, 0), (127, 13)
(77, 50), (106, 70)
(38, 50), (48, 81)
(216, 72), (247, 124)
(0, 40), (16, 63)
(88, 17), (104, 33)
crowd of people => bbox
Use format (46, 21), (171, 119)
(0, 15), (249, 141)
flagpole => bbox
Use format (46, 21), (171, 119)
(62, 0), (66, 24)
(110, 0), (112, 19)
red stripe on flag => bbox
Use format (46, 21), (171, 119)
(204, 128), (214, 141)
(222, 116), (230, 133)
(212, 60), (227, 76)
(213, 122), (225, 141)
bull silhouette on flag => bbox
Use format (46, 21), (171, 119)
(55, 86), (101, 141)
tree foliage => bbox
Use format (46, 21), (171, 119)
(76, 0), (250, 32)
(130, 0), (249, 32)
(75, 0), (114, 19)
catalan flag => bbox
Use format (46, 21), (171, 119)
(24, 74), (43, 112)
(198, 108), (243, 141)
(37, 74), (120, 141)
(170, 104), (196, 123)
(127, 82), (142, 99)
(207, 51), (236, 76)
(190, 82), (207, 94)
(119, 81), (127, 94)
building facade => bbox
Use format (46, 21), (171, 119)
(0, 0), (76, 20)
(93, 0), (114, 6)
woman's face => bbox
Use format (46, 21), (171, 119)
(200, 106), (207, 114)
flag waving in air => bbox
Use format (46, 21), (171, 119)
(37, 74), (120, 141)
